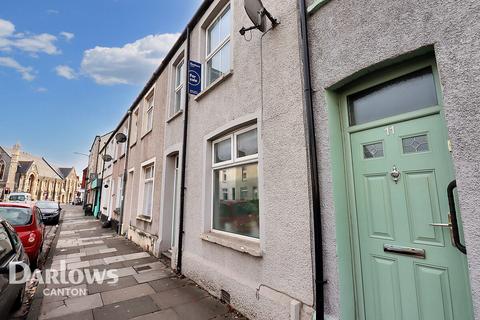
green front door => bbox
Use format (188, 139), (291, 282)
(345, 61), (473, 319)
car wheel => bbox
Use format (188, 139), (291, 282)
(11, 285), (25, 311)
(54, 216), (60, 225)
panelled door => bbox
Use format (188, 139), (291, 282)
(344, 61), (473, 320)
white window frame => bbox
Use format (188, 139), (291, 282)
(144, 92), (154, 134)
(210, 124), (259, 241)
(131, 107), (139, 146)
(139, 158), (156, 218)
(172, 59), (185, 115)
(205, 4), (232, 87)
(212, 135), (234, 168)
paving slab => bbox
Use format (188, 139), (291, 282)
(150, 284), (210, 309)
(87, 275), (138, 294)
(173, 297), (230, 320)
(101, 283), (155, 305)
(149, 277), (188, 293)
(130, 309), (180, 320)
(49, 310), (94, 320)
(92, 296), (159, 320)
(133, 270), (171, 283)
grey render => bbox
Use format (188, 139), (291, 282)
(306, 0), (480, 318)
(86, 0), (480, 319)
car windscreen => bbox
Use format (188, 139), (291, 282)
(36, 202), (58, 210)
(0, 207), (32, 226)
(9, 195), (26, 201)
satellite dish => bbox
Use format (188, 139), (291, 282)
(102, 154), (113, 162)
(115, 132), (127, 143)
(240, 0), (279, 35)
(244, 0), (266, 32)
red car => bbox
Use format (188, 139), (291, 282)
(0, 203), (44, 269)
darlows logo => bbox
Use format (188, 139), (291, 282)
(9, 261), (119, 296)
(188, 61), (202, 95)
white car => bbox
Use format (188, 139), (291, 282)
(7, 193), (32, 204)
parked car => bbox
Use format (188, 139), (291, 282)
(0, 218), (29, 315)
(7, 193), (32, 204)
(0, 203), (44, 269)
(36, 201), (61, 225)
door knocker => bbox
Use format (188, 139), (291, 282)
(390, 165), (401, 184)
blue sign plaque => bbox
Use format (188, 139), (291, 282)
(188, 61), (202, 95)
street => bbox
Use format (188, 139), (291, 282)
(11, 205), (245, 320)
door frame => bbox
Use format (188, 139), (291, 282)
(325, 55), (454, 319)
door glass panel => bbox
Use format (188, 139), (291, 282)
(348, 68), (438, 126)
(363, 142), (384, 159)
(402, 134), (429, 154)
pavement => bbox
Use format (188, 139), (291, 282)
(21, 205), (246, 320)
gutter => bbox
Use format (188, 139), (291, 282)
(176, 26), (191, 274)
(105, 0), (214, 139)
(298, 0), (324, 318)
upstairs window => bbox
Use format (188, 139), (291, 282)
(206, 5), (231, 86)
(145, 93), (154, 133)
(130, 108), (139, 146)
(173, 60), (185, 115)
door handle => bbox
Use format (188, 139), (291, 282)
(430, 214), (456, 247)
(430, 181), (467, 254)
(429, 222), (451, 228)
(447, 180), (467, 254)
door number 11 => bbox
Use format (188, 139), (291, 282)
(384, 126), (395, 136)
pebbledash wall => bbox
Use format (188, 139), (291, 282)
(90, 0), (480, 319)
(98, 0), (316, 319)
(306, 0), (480, 319)
(175, 1), (314, 319)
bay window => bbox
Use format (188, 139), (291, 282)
(206, 5), (231, 86)
(212, 125), (259, 239)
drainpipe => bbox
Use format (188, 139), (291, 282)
(98, 147), (107, 219)
(298, 0), (324, 318)
(176, 26), (191, 274)
(118, 111), (133, 235)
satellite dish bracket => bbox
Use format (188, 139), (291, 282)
(239, 4), (279, 36)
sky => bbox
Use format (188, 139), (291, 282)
(0, 0), (202, 175)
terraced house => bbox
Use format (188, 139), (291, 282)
(87, 0), (480, 319)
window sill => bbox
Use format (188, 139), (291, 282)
(130, 141), (137, 149)
(120, 154), (125, 160)
(166, 110), (183, 123)
(194, 71), (233, 102)
(141, 129), (152, 140)
(136, 215), (152, 223)
(200, 232), (262, 257)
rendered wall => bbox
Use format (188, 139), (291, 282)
(179, 0), (315, 319)
(306, 0), (480, 318)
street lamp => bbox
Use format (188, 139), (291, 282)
(74, 152), (90, 157)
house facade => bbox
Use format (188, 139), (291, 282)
(87, 0), (480, 319)
(86, 132), (112, 216)
(305, 0), (480, 319)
